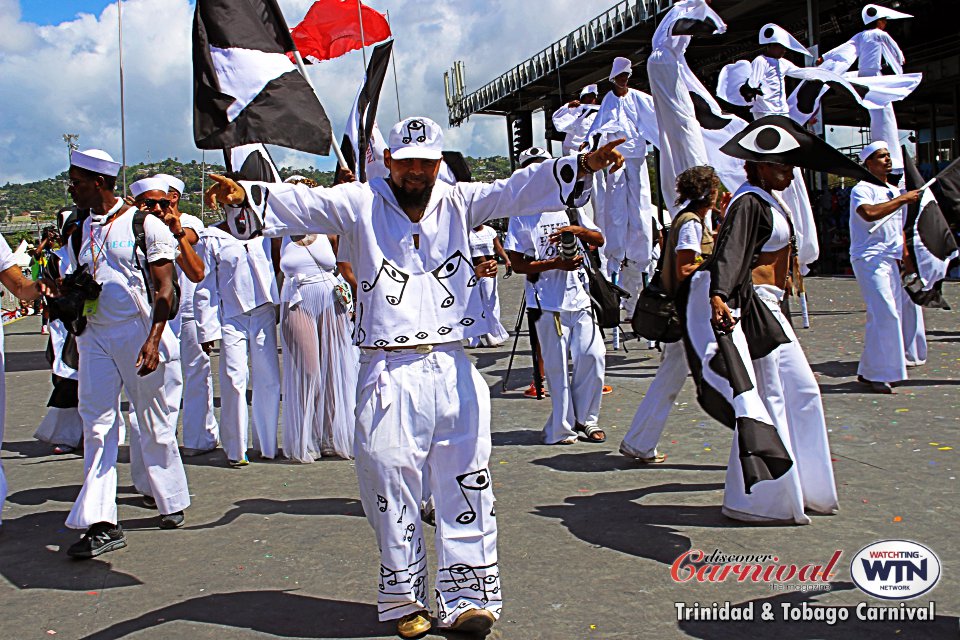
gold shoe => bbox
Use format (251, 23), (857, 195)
(397, 610), (432, 639)
(450, 608), (496, 634)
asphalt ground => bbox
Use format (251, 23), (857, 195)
(1, 276), (957, 639)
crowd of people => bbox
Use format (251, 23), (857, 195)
(0, 2), (946, 638)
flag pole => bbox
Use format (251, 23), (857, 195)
(117, 0), (128, 194)
(356, 0), (369, 71)
(200, 150), (206, 222)
(291, 50), (348, 169)
(385, 11), (402, 120)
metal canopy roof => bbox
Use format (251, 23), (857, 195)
(446, 0), (955, 134)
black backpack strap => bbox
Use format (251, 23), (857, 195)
(70, 208), (90, 264)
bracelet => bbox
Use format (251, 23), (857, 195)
(578, 152), (595, 174)
(173, 230), (187, 240)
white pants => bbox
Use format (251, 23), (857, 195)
(354, 344), (500, 626)
(623, 340), (688, 457)
(173, 315), (219, 450)
(648, 59), (709, 217)
(67, 321), (190, 528)
(601, 156), (654, 274)
(852, 254), (908, 382)
(900, 287), (927, 366)
(722, 286), (839, 524)
(535, 309), (605, 444)
(0, 325), (6, 524)
(220, 304), (281, 461)
(466, 275), (509, 347)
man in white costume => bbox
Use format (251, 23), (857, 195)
(822, 3), (914, 177)
(193, 221), (281, 467)
(849, 141), (921, 393)
(155, 173), (219, 455)
(63, 150), (190, 557)
(552, 84), (600, 156)
(0, 237), (48, 527)
(587, 56), (659, 309)
(204, 116), (624, 638)
(505, 147), (607, 445)
(647, 0), (726, 217)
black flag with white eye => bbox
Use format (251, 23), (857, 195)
(719, 115), (883, 185)
(903, 150), (959, 309)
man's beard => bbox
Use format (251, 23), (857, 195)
(392, 181), (434, 209)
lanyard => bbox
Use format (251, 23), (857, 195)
(89, 201), (124, 278)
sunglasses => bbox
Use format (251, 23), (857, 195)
(142, 198), (171, 209)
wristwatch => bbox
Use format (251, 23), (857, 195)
(173, 230), (187, 240)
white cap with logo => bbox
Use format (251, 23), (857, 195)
(388, 117), (444, 160)
(518, 146), (552, 168)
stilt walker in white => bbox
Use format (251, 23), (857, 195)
(193, 225), (281, 466)
(552, 85), (600, 157)
(155, 173), (219, 454)
(587, 57), (659, 311)
(63, 150), (190, 556)
(505, 147), (608, 445)
(204, 117), (622, 638)
(849, 141), (922, 393)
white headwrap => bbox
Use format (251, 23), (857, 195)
(609, 57), (632, 81)
(859, 140), (889, 162)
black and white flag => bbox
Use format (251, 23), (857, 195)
(226, 143), (281, 183)
(340, 40), (393, 182)
(903, 152), (960, 308)
(193, 0), (332, 156)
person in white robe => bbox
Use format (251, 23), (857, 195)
(278, 233), (357, 461)
(193, 226), (280, 467)
(203, 116), (623, 638)
(552, 84), (599, 156)
(0, 236), (49, 526)
(466, 224), (510, 348)
(849, 141), (922, 393)
(587, 56), (659, 311)
(505, 147), (607, 445)
(62, 151), (190, 556)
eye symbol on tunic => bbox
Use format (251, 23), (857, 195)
(738, 125), (800, 155)
(361, 259), (410, 306)
(431, 251), (477, 308)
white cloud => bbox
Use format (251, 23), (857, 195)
(0, 0), (613, 182)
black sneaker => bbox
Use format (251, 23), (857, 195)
(142, 495), (157, 509)
(159, 511), (185, 529)
(67, 522), (126, 559)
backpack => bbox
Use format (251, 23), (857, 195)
(71, 207), (181, 320)
(565, 208), (630, 329)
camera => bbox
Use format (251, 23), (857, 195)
(560, 231), (578, 260)
(46, 264), (102, 330)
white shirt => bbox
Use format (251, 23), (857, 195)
(468, 226), (498, 258)
(748, 55), (798, 117)
(849, 180), (904, 259)
(280, 236), (336, 277)
(0, 235), (15, 273)
(552, 104), (599, 155)
(177, 213), (204, 319)
(674, 218), (704, 254)
(194, 226), (278, 343)
(239, 155), (587, 348)
(74, 207), (178, 326)
(822, 28), (904, 77)
(504, 210), (600, 313)
(587, 88), (658, 158)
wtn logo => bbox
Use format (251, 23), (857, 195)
(851, 541), (941, 600)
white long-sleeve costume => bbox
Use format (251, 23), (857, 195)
(552, 103), (599, 156)
(236, 155), (588, 625)
(647, 0), (726, 217)
(194, 228), (280, 462)
(587, 86), (658, 305)
(0, 237), (18, 523)
(823, 27), (908, 172)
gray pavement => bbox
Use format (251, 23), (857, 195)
(1, 276), (957, 639)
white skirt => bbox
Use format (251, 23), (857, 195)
(280, 274), (359, 462)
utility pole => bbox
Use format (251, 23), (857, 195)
(62, 133), (79, 205)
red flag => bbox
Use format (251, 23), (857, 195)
(291, 0), (391, 62)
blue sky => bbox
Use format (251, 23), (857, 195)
(19, 0), (114, 24)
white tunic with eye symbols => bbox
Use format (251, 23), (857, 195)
(239, 157), (588, 348)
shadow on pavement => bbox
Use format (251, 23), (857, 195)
(678, 582), (956, 639)
(185, 497), (365, 530)
(78, 590), (388, 639)
(6, 484), (81, 506)
(491, 429), (544, 447)
(531, 450), (727, 473)
(0, 509), (142, 591)
(3, 349), (51, 372)
(534, 482), (737, 565)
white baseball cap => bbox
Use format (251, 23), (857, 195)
(154, 173), (185, 195)
(130, 177), (171, 198)
(70, 149), (121, 177)
(388, 117), (444, 160)
(862, 3), (912, 24)
(859, 140), (889, 162)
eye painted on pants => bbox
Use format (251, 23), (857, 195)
(738, 125), (800, 155)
